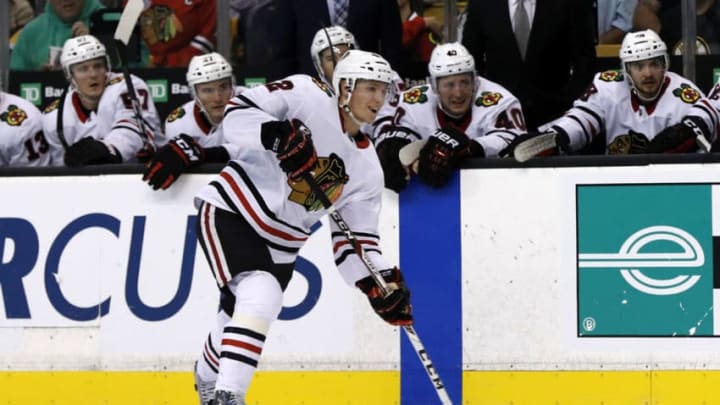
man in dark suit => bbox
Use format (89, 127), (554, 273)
(462, 0), (596, 130)
(261, 0), (404, 81)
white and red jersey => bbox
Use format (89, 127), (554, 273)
(540, 70), (720, 154)
(372, 76), (525, 157)
(708, 78), (720, 113)
(195, 75), (392, 288)
(42, 72), (162, 166)
(0, 92), (49, 167)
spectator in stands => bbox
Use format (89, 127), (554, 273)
(397, 0), (442, 78)
(462, 0), (596, 131)
(0, 85), (50, 166)
(143, 53), (245, 190)
(597, 0), (638, 44)
(11, 0), (103, 71)
(42, 35), (162, 166)
(634, 0), (720, 55)
(372, 42), (525, 191)
(501, 30), (719, 160)
(263, 0), (404, 81)
(9, 0), (35, 49)
(139, 0), (217, 67)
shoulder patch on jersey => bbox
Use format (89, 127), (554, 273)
(166, 106), (186, 123)
(287, 153), (349, 211)
(672, 83), (701, 104)
(108, 76), (124, 86)
(0, 104), (28, 126)
(311, 76), (334, 97)
(599, 70), (623, 82)
(43, 99), (60, 113)
(403, 85), (429, 104)
(475, 91), (503, 107)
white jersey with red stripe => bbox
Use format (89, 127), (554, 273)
(540, 70), (719, 153)
(0, 92), (50, 167)
(164, 100), (223, 147)
(195, 74), (392, 287)
(372, 76), (525, 157)
(41, 72), (162, 165)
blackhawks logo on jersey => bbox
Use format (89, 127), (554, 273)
(403, 86), (429, 104)
(166, 106), (186, 123)
(599, 70), (623, 82)
(287, 153), (349, 211)
(475, 91), (502, 107)
(43, 99), (60, 113)
(108, 76), (124, 86)
(672, 83), (701, 104)
(607, 130), (649, 154)
(311, 77), (333, 97)
(0, 105), (28, 126)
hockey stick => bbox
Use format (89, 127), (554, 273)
(112, 0), (151, 147)
(511, 132), (558, 162)
(301, 172), (453, 405)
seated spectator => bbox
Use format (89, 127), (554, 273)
(397, 0), (442, 77)
(372, 42), (525, 191)
(597, 0), (638, 44)
(9, 0), (36, 49)
(143, 53), (245, 190)
(0, 85), (50, 166)
(11, 0), (103, 71)
(42, 35), (162, 166)
(634, 0), (720, 54)
(501, 30), (719, 160)
(139, 0), (217, 67)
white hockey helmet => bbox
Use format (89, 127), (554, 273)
(619, 30), (668, 100)
(428, 42), (476, 92)
(311, 26), (356, 82)
(332, 50), (393, 96)
(186, 52), (235, 98)
(60, 35), (110, 82)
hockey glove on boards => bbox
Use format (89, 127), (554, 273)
(356, 267), (413, 326)
(376, 136), (412, 193)
(647, 116), (712, 153)
(418, 126), (484, 188)
(261, 118), (318, 180)
(64, 137), (121, 167)
(143, 134), (205, 190)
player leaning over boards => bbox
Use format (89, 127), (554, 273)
(0, 82), (49, 166)
(502, 29), (720, 161)
(372, 42), (526, 191)
(191, 50), (413, 405)
(142, 52), (246, 190)
(42, 35), (162, 167)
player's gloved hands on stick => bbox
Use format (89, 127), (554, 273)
(143, 134), (204, 190)
(376, 136), (412, 192)
(418, 126), (482, 188)
(647, 116), (711, 153)
(64, 137), (121, 167)
(261, 118), (318, 179)
(356, 267), (413, 326)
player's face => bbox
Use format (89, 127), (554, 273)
(195, 78), (233, 124)
(627, 57), (666, 99)
(71, 57), (108, 102)
(348, 79), (389, 123)
(437, 73), (474, 116)
(320, 44), (350, 83)
(50, 0), (84, 22)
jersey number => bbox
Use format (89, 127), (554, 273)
(24, 131), (49, 161)
(265, 80), (294, 92)
(495, 108), (526, 131)
(121, 89), (149, 110)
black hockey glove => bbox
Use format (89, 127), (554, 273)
(356, 267), (413, 326)
(376, 137), (412, 193)
(261, 118), (318, 179)
(647, 116), (712, 153)
(64, 137), (121, 167)
(143, 134), (205, 190)
(417, 126), (483, 188)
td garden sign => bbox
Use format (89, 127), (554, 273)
(576, 184), (717, 337)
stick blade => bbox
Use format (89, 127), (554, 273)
(398, 139), (427, 167)
(512, 132), (557, 162)
(113, 0), (144, 45)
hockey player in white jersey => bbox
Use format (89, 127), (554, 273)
(502, 30), (719, 161)
(190, 50), (413, 405)
(143, 52), (245, 190)
(0, 87), (50, 166)
(42, 35), (162, 167)
(372, 42), (525, 190)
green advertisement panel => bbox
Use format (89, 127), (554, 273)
(577, 184), (714, 336)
